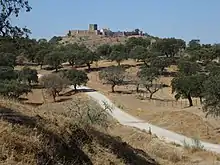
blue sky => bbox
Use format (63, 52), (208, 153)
(13, 0), (220, 44)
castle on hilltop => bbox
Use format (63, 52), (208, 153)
(67, 24), (145, 37)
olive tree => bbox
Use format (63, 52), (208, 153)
(0, 79), (31, 98)
(137, 66), (162, 99)
(108, 44), (127, 65)
(0, 0), (31, 37)
(203, 74), (220, 117)
(64, 69), (89, 91)
(18, 66), (38, 85)
(171, 74), (205, 107)
(39, 74), (70, 102)
(44, 51), (64, 72)
(99, 66), (127, 92)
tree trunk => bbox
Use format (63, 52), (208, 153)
(41, 89), (46, 103)
(143, 61), (148, 66)
(74, 84), (77, 92)
(28, 79), (31, 86)
(87, 63), (91, 70)
(149, 92), (154, 99)
(52, 93), (56, 102)
(40, 64), (43, 69)
(187, 94), (193, 106)
(56, 91), (60, 96)
(111, 84), (115, 93)
(199, 96), (203, 104)
(55, 67), (58, 72)
(136, 84), (139, 93)
(117, 61), (121, 66)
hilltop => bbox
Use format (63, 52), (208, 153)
(59, 23), (154, 49)
(61, 34), (127, 49)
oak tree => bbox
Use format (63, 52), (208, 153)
(99, 66), (126, 92)
(137, 66), (162, 99)
(39, 73), (70, 102)
(64, 69), (89, 91)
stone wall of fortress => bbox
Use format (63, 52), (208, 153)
(69, 30), (98, 36)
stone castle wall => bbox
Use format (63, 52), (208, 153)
(69, 30), (98, 36)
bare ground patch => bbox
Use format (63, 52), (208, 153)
(85, 61), (220, 144)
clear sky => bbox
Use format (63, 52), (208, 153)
(13, 0), (220, 44)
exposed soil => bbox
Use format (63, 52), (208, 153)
(85, 60), (220, 144)
(19, 60), (220, 144)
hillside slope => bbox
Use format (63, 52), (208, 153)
(0, 95), (220, 165)
(60, 35), (151, 49)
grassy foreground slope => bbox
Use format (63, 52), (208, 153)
(0, 94), (220, 165)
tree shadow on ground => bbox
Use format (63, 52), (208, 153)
(144, 97), (175, 102)
(84, 63), (142, 73)
(59, 89), (75, 96)
(162, 71), (177, 77)
(122, 63), (146, 68)
(0, 106), (159, 165)
(18, 97), (29, 101)
(56, 88), (97, 97)
(44, 65), (63, 71)
(89, 129), (159, 165)
(0, 106), (93, 165)
(32, 84), (44, 89)
(55, 97), (73, 103)
(131, 89), (145, 93)
(77, 88), (97, 93)
(112, 90), (133, 95)
(22, 102), (44, 107)
(0, 106), (39, 127)
(84, 66), (107, 72)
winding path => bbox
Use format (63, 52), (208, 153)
(38, 74), (220, 153)
(74, 85), (220, 154)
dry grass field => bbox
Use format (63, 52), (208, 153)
(60, 35), (149, 50)
(1, 87), (220, 164)
(16, 59), (220, 145)
(10, 58), (220, 164)
(82, 60), (220, 144)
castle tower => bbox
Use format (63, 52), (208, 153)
(89, 24), (98, 31)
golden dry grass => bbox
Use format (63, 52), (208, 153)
(1, 93), (220, 165)
(83, 60), (220, 145)
(20, 59), (220, 145)
(17, 59), (220, 145)
(10, 60), (220, 164)
(0, 95), (158, 165)
(61, 35), (129, 49)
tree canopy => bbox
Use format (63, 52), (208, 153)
(99, 66), (127, 92)
(203, 74), (220, 117)
(64, 69), (89, 91)
(154, 38), (186, 58)
(39, 73), (70, 102)
(44, 51), (64, 72)
(137, 66), (162, 99)
(171, 74), (206, 106)
(108, 44), (128, 65)
(0, 0), (31, 37)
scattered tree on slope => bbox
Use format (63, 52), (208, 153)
(39, 73), (70, 102)
(99, 66), (126, 92)
(64, 69), (89, 91)
(137, 66), (162, 99)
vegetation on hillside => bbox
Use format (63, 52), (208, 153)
(2, 0), (220, 164)
(1, 13), (220, 116)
